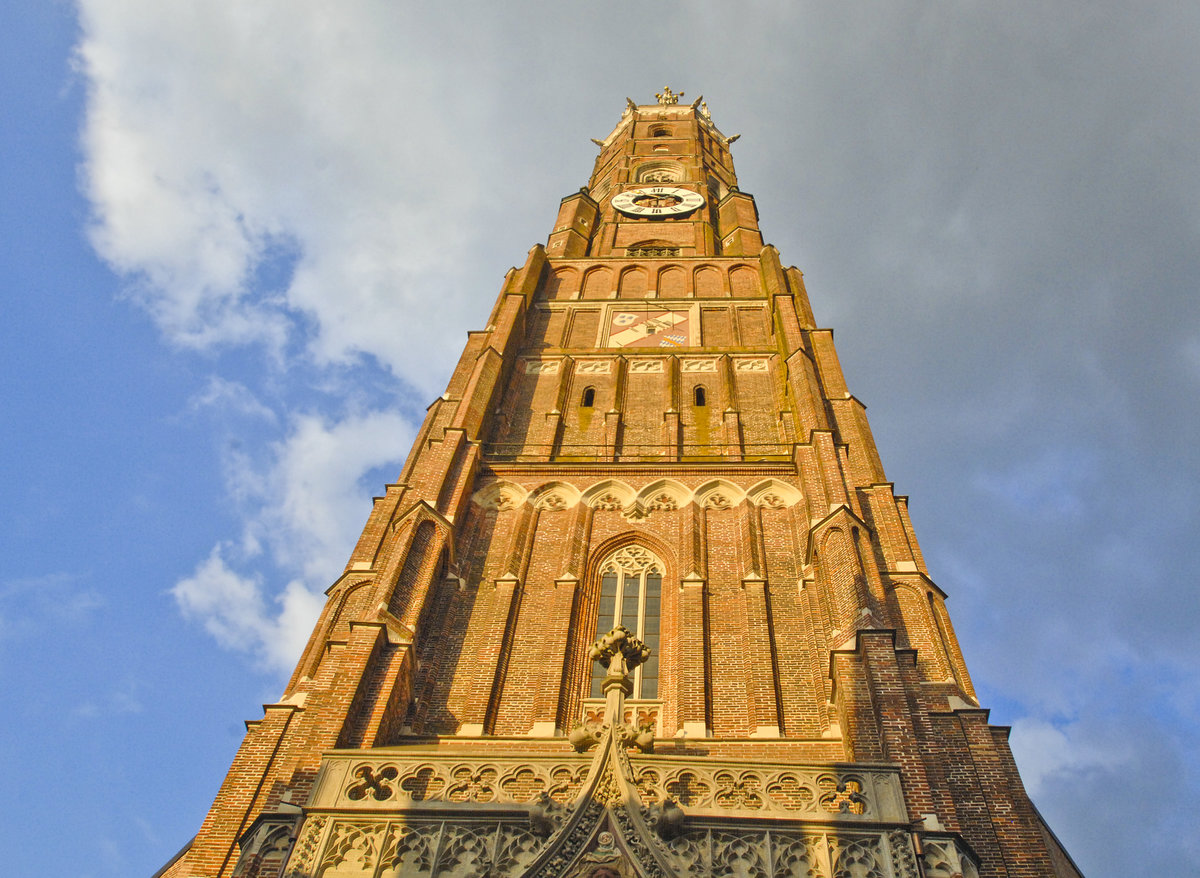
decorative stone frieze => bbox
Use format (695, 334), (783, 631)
(312, 755), (591, 810)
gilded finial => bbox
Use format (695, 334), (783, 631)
(656, 86), (682, 106)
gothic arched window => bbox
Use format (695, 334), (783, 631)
(590, 545), (662, 699)
(581, 386), (595, 408)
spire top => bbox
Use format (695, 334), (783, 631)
(655, 86), (683, 106)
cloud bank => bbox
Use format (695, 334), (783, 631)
(76, 1), (490, 381)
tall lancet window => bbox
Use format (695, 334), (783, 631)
(590, 545), (662, 699)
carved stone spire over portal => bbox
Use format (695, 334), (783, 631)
(159, 94), (1082, 878)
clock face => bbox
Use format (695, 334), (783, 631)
(612, 186), (705, 218)
(608, 309), (691, 348)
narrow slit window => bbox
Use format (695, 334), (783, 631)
(589, 546), (664, 699)
(693, 385), (707, 407)
(581, 387), (595, 408)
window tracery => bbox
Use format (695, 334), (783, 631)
(633, 161), (684, 185)
(590, 546), (662, 700)
(627, 246), (681, 258)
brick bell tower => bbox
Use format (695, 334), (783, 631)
(162, 89), (1081, 878)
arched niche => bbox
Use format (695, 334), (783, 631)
(527, 481), (583, 511)
(634, 160), (684, 184)
(545, 267), (579, 300)
(582, 267), (613, 300)
(729, 265), (760, 298)
(471, 480), (529, 511)
(581, 479), (637, 511)
(746, 478), (803, 508)
(635, 478), (692, 512)
(618, 266), (649, 299)
(693, 479), (747, 510)
(694, 265), (725, 298)
(657, 266), (686, 298)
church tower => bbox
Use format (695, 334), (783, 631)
(161, 90), (1080, 878)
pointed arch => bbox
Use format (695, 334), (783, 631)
(581, 266), (612, 300)
(618, 266), (649, 299)
(729, 264), (760, 297)
(527, 480), (583, 510)
(657, 265), (687, 298)
(470, 480), (529, 510)
(635, 478), (692, 510)
(694, 264), (725, 297)
(577, 531), (678, 709)
(746, 478), (803, 508)
(580, 478), (636, 510)
(544, 266), (579, 300)
(589, 544), (665, 700)
(693, 478), (747, 509)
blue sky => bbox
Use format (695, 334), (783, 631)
(2, 3), (1199, 876)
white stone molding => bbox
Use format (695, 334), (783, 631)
(627, 359), (666, 374)
(524, 360), (562, 375)
(575, 360), (612, 375)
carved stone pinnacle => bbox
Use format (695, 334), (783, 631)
(656, 86), (682, 106)
(589, 625), (651, 672)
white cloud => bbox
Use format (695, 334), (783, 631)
(247, 409), (413, 583)
(1009, 716), (1127, 798)
(188, 376), (277, 422)
(173, 408), (410, 670)
(77, 3), (435, 670)
(75, 0), (489, 390)
(172, 546), (272, 652)
(172, 545), (325, 672)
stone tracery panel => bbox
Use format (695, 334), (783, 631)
(628, 760), (897, 820)
(304, 818), (541, 878)
(321, 756), (591, 809)
(662, 828), (919, 878)
(293, 750), (918, 878)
